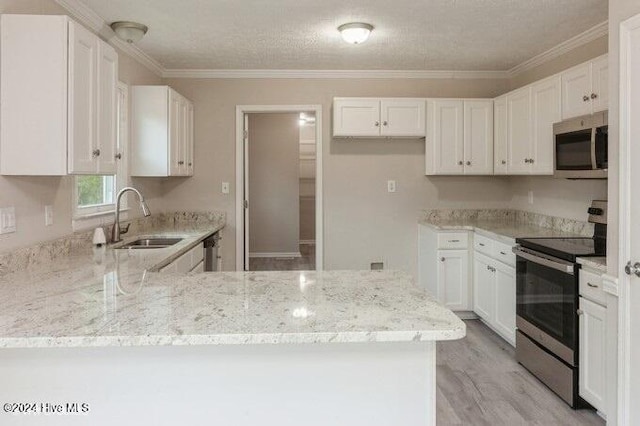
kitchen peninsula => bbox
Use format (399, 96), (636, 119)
(0, 219), (464, 426)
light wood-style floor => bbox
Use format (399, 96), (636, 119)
(437, 320), (605, 425)
(249, 244), (316, 271)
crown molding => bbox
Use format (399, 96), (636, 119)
(53, 0), (164, 77)
(161, 68), (510, 80)
(508, 20), (608, 77)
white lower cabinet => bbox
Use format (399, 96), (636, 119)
(472, 236), (516, 346)
(160, 243), (204, 274)
(418, 225), (472, 312)
(578, 267), (607, 415)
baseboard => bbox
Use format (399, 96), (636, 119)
(299, 240), (316, 245)
(454, 311), (479, 320)
(249, 252), (302, 258)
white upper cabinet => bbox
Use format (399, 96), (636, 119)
(506, 87), (532, 174)
(426, 99), (493, 175)
(131, 86), (195, 177)
(561, 54), (609, 120)
(333, 98), (426, 138)
(530, 76), (561, 175)
(0, 15), (118, 176)
(493, 96), (508, 175)
(464, 100), (494, 175)
(380, 99), (426, 137)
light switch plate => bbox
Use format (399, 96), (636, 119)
(222, 182), (230, 194)
(0, 207), (16, 234)
(387, 180), (397, 193)
(45, 205), (54, 226)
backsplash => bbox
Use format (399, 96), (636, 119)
(419, 209), (594, 237)
(0, 212), (225, 277)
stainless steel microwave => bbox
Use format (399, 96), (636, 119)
(553, 111), (608, 179)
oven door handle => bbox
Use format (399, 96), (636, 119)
(512, 247), (575, 275)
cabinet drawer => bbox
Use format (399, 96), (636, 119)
(579, 269), (606, 306)
(473, 234), (494, 256)
(437, 232), (469, 249)
(493, 240), (516, 267)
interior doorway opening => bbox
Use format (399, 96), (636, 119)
(235, 105), (323, 272)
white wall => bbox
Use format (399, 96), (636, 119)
(248, 113), (300, 255)
(0, 0), (163, 253)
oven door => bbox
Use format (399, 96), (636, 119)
(514, 247), (578, 363)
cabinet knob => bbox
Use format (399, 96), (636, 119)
(466, 161), (471, 166)
(440, 257), (445, 262)
(530, 158), (535, 164)
(188, 162), (193, 167)
(501, 160), (506, 165)
(577, 309), (584, 316)
(115, 153), (122, 160)
(375, 121), (380, 127)
(458, 161), (464, 166)
(524, 158), (529, 164)
(92, 149), (101, 157)
(591, 93), (598, 99)
(583, 95), (590, 102)
(178, 161), (185, 165)
(383, 121), (388, 126)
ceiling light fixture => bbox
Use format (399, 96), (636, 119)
(338, 22), (373, 45)
(110, 21), (149, 44)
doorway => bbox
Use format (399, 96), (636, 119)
(235, 105), (323, 272)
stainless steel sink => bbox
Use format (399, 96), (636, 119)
(116, 237), (183, 250)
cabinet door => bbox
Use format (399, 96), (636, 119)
(494, 262), (516, 344)
(530, 76), (561, 175)
(493, 96), (508, 174)
(591, 55), (608, 113)
(561, 63), (592, 120)
(68, 21), (98, 174)
(418, 225), (438, 298)
(463, 100), (494, 175)
(473, 253), (495, 321)
(579, 297), (607, 414)
(96, 40), (118, 175)
(437, 249), (469, 311)
(333, 99), (381, 137)
(179, 97), (190, 176)
(506, 87), (532, 174)
(186, 101), (195, 176)
(380, 99), (426, 137)
(428, 100), (464, 175)
(168, 90), (183, 176)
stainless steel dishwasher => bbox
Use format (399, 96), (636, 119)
(203, 233), (220, 271)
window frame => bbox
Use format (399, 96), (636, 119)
(72, 81), (130, 223)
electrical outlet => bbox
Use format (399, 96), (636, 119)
(387, 180), (396, 193)
(528, 190), (534, 205)
(221, 182), (230, 194)
(0, 207), (16, 234)
(45, 205), (54, 226)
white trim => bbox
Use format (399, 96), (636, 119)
(53, 0), (164, 76)
(299, 240), (316, 245)
(236, 105), (323, 272)
(508, 21), (609, 77)
(249, 252), (302, 259)
(602, 273), (619, 297)
(617, 13), (640, 426)
(163, 69), (509, 80)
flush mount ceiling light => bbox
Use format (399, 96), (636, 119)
(338, 22), (373, 45)
(110, 21), (148, 44)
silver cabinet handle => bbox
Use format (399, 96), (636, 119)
(625, 261), (640, 277)
(375, 121), (380, 127)
(479, 243), (485, 247)
(524, 158), (530, 164)
(448, 239), (460, 243)
(92, 149), (101, 157)
(587, 282), (598, 288)
(178, 161), (185, 165)
(115, 153), (122, 160)
(500, 251), (507, 255)
(583, 95), (590, 102)
(591, 93), (598, 99)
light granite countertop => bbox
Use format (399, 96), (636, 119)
(419, 218), (587, 244)
(577, 256), (607, 273)
(0, 226), (464, 348)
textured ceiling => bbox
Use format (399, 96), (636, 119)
(79, 0), (608, 70)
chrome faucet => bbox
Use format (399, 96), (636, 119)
(111, 187), (151, 243)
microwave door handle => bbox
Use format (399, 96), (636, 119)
(591, 127), (597, 170)
(512, 247), (575, 275)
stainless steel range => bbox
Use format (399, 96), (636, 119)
(512, 200), (607, 408)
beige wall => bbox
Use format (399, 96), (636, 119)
(247, 113), (300, 255)
(0, 0), (162, 252)
(161, 77), (512, 273)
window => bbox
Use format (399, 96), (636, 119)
(73, 82), (129, 219)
